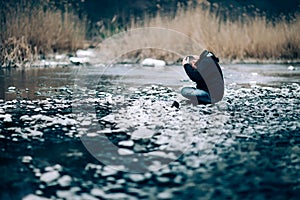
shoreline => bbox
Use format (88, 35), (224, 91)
(1, 59), (299, 69)
(1, 49), (300, 69)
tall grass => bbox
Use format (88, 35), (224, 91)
(0, 0), (87, 67)
(109, 3), (300, 63)
(1, 1), (299, 66)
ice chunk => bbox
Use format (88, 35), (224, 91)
(100, 114), (115, 123)
(23, 194), (50, 200)
(131, 127), (154, 139)
(118, 140), (134, 147)
(40, 171), (60, 183)
(22, 156), (33, 163)
(141, 58), (166, 67)
(91, 188), (105, 197)
(118, 148), (134, 156)
(0, 114), (12, 122)
(127, 174), (146, 182)
(69, 57), (89, 65)
(57, 175), (72, 187)
(76, 49), (95, 57)
(288, 65), (295, 71)
(8, 86), (16, 91)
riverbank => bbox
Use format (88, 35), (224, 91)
(0, 0), (87, 68)
(119, 5), (300, 63)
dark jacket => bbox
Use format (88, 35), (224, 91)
(183, 63), (209, 92)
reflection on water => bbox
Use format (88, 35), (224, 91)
(1, 63), (299, 101)
(0, 67), (75, 100)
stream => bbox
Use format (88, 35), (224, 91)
(0, 63), (299, 199)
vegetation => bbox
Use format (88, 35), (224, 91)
(117, 3), (300, 63)
(0, 0), (299, 67)
(0, 0), (87, 67)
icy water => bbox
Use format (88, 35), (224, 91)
(0, 64), (299, 200)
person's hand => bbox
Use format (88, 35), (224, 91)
(182, 55), (199, 69)
(182, 56), (190, 66)
(190, 59), (197, 69)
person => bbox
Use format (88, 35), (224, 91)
(181, 50), (224, 105)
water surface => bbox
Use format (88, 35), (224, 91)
(0, 63), (299, 199)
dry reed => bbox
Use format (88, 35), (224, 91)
(102, 2), (300, 63)
(0, 1), (87, 67)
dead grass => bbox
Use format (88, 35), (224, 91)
(101, 2), (300, 63)
(1, 1), (299, 66)
(0, 36), (36, 67)
(0, 1), (87, 67)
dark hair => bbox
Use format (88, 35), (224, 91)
(186, 55), (197, 63)
(210, 53), (219, 63)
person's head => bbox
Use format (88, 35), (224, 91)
(182, 55), (199, 68)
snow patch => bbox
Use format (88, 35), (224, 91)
(141, 58), (166, 67)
